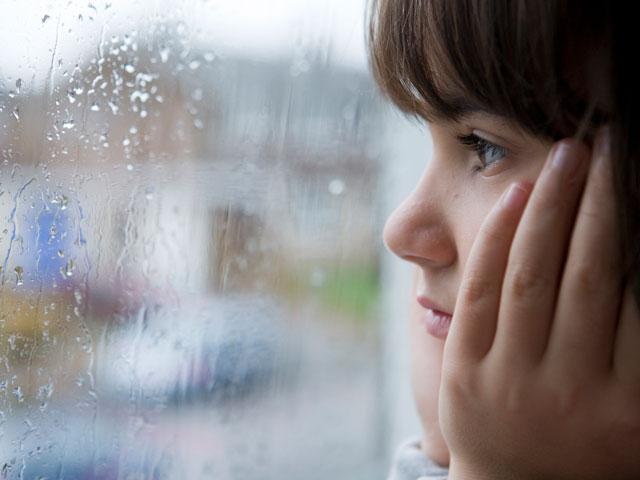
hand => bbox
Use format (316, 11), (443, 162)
(440, 128), (640, 480)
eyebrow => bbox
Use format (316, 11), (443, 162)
(422, 95), (497, 123)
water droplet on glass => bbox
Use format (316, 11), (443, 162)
(108, 101), (119, 114)
(191, 88), (203, 101)
(90, 102), (100, 111)
(13, 386), (24, 402)
(62, 119), (75, 130)
(126, 163), (134, 171)
(328, 179), (345, 195)
(124, 64), (135, 74)
(189, 60), (201, 70)
(15, 78), (22, 93)
(14, 266), (23, 286)
(130, 90), (149, 103)
(61, 259), (74, 277)
(12, 108), (19, 121)
(57, 249), (64, 258)
(42, 14), (50, 23)
(122, 138), (130, 146)
(160, 47), (170, 63)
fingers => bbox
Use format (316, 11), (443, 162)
(447, 182), (531, 363)
(613, 283), (640, 384)
(492, 139), (591, 366)
(546, 128), (625, 376)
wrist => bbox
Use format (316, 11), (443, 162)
(447, 458), (503, 480)
(448, 458), (536, 480)
(447, 459), (479, 480)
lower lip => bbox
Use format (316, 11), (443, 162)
(422, 309), (452, 340)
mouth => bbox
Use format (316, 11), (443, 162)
(416, 296), (453, 340)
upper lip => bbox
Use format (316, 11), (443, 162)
(416, 295), (453, 316)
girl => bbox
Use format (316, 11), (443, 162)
(368, 1), (640, 479)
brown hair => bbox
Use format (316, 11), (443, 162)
(368, 0), (640, 304)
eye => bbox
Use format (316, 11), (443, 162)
(457, 133), (507, 172)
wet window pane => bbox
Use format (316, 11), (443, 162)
(0, 1), (417, 478)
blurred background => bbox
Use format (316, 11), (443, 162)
(0, 0), (429, 478)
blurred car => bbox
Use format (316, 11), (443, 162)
(99, 292), (296, 406)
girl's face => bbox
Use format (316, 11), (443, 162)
(384, 112), (553, 464)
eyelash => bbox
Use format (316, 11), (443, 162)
(456, 133), (507, 172)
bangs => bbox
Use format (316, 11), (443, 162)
(367, 0), (610, 142)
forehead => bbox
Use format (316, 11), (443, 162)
(426, 103), (531, 137)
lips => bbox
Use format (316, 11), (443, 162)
(416, 296), (452, 316)
(416, 295), (453, 340)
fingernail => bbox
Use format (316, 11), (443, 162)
(550, 141), (582, 181)
(501, 183), (528, 210)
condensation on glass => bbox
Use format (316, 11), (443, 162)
(0, 1), (389, 478)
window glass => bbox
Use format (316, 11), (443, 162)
(0, 1), (418, 478)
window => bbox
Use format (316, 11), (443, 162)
(0, 1), (423, 477)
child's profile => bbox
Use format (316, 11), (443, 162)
(368, 1), (640, 479)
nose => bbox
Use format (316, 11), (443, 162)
(383, 169), (457, 269)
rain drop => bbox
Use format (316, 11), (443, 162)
(14, 266), (23, 286)
(61, 259), (74, 277)
(13, 386), (24, 402)
(108, 101), (119, 114)
(328, 179), (345, 195)
(159, 47), (170, 63)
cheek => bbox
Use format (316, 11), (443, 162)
(451, 192), (499, 273)
(409, 285), (445, 422)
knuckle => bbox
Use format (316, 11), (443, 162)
(506, 260), (550, 300)
(479, 222), (511, 245)
(459, 274), (493, 305)
(568, 261), (602, 297)
(549, 382), (584, 417)
(576, 204), (612, 230)
(441, 358), (479, 399)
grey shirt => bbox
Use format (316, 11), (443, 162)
(387, 437), (449, 480)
